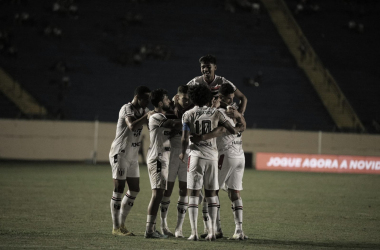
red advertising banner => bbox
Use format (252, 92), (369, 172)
(256, 152), (380, 174)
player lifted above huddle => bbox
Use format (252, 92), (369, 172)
(187, 54), (247, 116)
(109, 86), (153, 236)
(180, 84), (245, 241)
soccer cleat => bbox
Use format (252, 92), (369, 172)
(205, 234), (216, 241)
(215, 229), (224, 239)
(112, 228), (134, 236)
(144, 230), (168, 239)
(174, 229), (184, 238)
(200, 230), (208, 239)
(231, 230), (246, 240)
(161, 227), (174, 236)
(187, 234), (199, 241)
(120, 224), (135, 236)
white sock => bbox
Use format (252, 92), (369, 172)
(120, 190), (138, 226)
(202, 200), (211, 233)
(188, 196), (199, 236)
(176, 196), (188, 231)
(206, 196), (219, 235)
(110, 192), (123, 229)
(160, 196), (171, 229)
(232, 198), (243, 232)
(146, 215), (156, 233)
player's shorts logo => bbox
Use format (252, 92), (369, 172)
(118, 168), (125, 176)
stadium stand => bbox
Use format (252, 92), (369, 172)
(283, 0), (380, 133)
(0, 0), (353, 131)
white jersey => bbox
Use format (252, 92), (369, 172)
(182, 106), (228, 160)
(187, 75), (237, 96)
(216, 108), (244, 159)
(147, 113), (171, 164)
(109, 103), (149, 160)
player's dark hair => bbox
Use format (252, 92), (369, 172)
(219, 83), (234, 96)
(188, 84), (212, 106)
(177, 85), (188, 94)
(199, 54), (216, 65)
(150, 88), (168, 107)
(134, 85), (151, 97)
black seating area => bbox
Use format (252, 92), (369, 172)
(0, 0), (338, 131)
(284, 0), (380, 133)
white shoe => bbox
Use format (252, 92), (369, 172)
(205, 233), (216, 241)
(161, 227), (174, 236)
(175, 229), (184, 238)
(188, 234), (199, 241)
(231, 229), (246, 240)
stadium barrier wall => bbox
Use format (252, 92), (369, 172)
(256, 152), (380, 175)
(0, 119), (380, 166)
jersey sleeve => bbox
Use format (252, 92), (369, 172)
(222, 77), (237, 92)
(219, 108), (235, 127)
(149, 113), (167, 131)
(182, 111), (190, 126)
(216, 109), (228, 125)
(186, 78), (197, 86)
(120, 104), (134, 118)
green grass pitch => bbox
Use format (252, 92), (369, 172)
(0, 162), (379, 249)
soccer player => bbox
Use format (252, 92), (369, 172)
(109, 85), (153, 236)
(194, 83), (248, 240)
(159, 85), (191, 238)
(145, 88), (182, 239)
(187, 54), (247, 115)
(180, 84), (244, 241)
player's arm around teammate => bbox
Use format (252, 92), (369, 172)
(159, 85), (191, 238)
(145, 89), (182, 239)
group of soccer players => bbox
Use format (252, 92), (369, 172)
(109, 54), (248, 241)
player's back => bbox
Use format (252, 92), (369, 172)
(183, 106), (227, 160)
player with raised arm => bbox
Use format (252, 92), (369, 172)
(109, 86), (153, 236)
(145, 88), (182, 239)
(187, 54), (247, 115)
(179, 84), (243, 241)
(159, 85), (191, 238)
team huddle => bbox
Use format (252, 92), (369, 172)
(109, 55), (248, 241)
